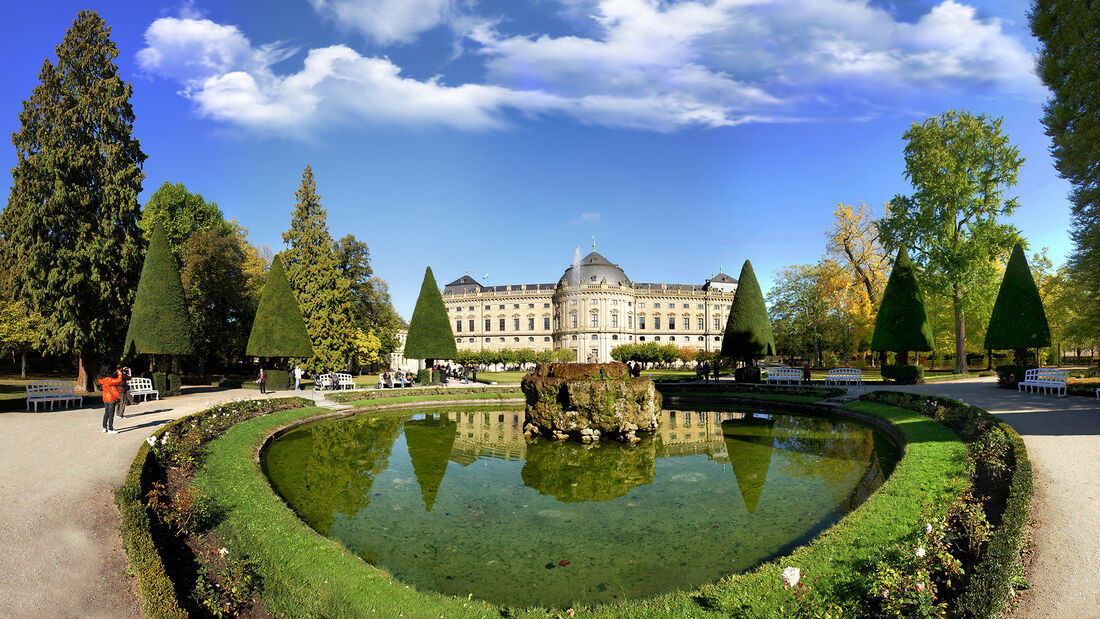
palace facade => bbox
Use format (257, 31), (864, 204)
(440, 250), (738, 363)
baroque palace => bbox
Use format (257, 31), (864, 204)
(440, 250), (739, 363)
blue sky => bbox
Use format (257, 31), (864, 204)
(1, 0), (1072, 319)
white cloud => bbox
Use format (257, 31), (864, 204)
(137, 1), (1038, 135)
(309, 0), (458, 45)
(578, 212), (601, 223)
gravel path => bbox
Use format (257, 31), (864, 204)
(0, 378), (1094, 617)
(0, 387), (322, 618)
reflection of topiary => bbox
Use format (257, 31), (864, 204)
(723, 416), (776, 514)
(246, 254), (314, 359)
(984, 243), (1051, 354)
(521, 439), (656, 502)
(404, 415), (458, 512)
(721, 260), (776, 360)
(871, 248), (934, 353)
(404, 267), (458, 361)
(123, 224), (193, 356)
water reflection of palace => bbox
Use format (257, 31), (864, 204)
(442, 409), (748, 465)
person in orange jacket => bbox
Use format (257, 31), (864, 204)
(97, 365), (123, 434)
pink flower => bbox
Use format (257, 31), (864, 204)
(915, 546), (926, 558)
(915, 582), (925, 593)
(925, 523), (933, 535)
(781, 566), (800, 588)
(880, 588), (890, 599)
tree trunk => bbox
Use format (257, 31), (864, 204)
(953, 293), (966, 374)
(76, 346), (96, 393)
(1012, 348), (1026, 366)
(20, 350), (27, 379)
(812, 325), (820, 368)
(198, 357), (206, 377)
(897, 350), (909, 365)
(986, 349), (993, 371)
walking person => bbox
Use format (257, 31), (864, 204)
(257, 367), (267, 394)
(114, 365), (131, 418)
(293, 364), (303, 390)
(97, 365), (123, 434)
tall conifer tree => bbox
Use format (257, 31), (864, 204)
(123, 224), (193, 358)
(984, 243), (1051, 364)
(405, 266), (457, 363)
(1, 11), (146, 390)
(721, 260), (776, 362)
(870, 248), (934, 362)
(281, 166), (354, 372)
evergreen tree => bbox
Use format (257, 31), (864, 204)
(984, 243), (1051, 364)
(1031, 2), (1100, 335)
(870, 248), (934, 362)
(123, 224), (193, 358)
(721, 260), (776, 362)
(1, 11), (146, 390)
(180, 227), (253, 374)
(405, 266), (458, 362)
(246, 254), (313, 359)
(281, 166), (354, 372)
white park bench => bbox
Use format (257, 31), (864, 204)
(333, 373), (355, 390)
(127, 377), (159, 401)
(1095, 387), (1099, 400)
(826, 367), (863, 385)
(25, 380), (83, 412)
(314, 375), (333, 391)
(1018, 368), (1068, 397)
(764, 367), (804, 385)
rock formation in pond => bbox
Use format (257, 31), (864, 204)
(520, 362), (661, 444)
(404, 414), (458, 512)
(722, 415), (776, 514)
(521, 438), (656, 502)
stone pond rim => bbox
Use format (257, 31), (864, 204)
(520, 362), (662, 443)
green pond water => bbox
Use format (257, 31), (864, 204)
(262, 405), (899, 607)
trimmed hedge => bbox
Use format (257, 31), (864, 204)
(168, 373), (181, 396)
(327, 385), (520, 403)
(117, 396), (314, 617)
(416, 368), (436, 385)
(859, 390), (1033, 617)
(115, 443), (188, 618)
(734, 366), (763, 383)
(657, 381), (845, 399)
(881, 364), (925, 384)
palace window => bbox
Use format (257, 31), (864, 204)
(499, 305), (505, 309)
(611, 313), (618, 328)
(639, 302), (645, 308)
(485, 305), (491, 310)
(499, 318), (506, 331)
(683, 303), (690, 309)
(555, 315), (561, 330)
(639, 336), (646, 341)
(544, 303), (550, 308)
(697, 304), (703, 309)
(469, 306), (474, 311)
(628, 312), (633, 328)
(611, 300), (618, 305)
(544, 336), (551, 341)
(653, 303), (660, 308)
(697, 317), (704, 330)
(698, 336), (704, 341)
(485, 318), (491, 331)
(612, 334), (618, 340)
(683, 317), (690, 330)
(714, 336), (721, 341)
(528, 317), (535, 330)
(528, 303), (534, 308)
(639, 316), (646, 330)
(668, 317), (674, 330)
(456, 320), (462, 332)
(654, 316), (661, 329)
(714, 304), (720, 309)
(485, 338), (491, 343)
(655, 336), (661, 341)
(590, 313), (599, 328)
(456, 337), (461, 343)
(529, 337), (535, 342)
(468, 320), (474, 332)
(468, 338), (474, 343)
(570, 299), (577, 305)
(591, 334), (598, 340)
(571, 335), (577, 340)
(670, 336), (676, 341)
(514, 337), (520, 342)
(714, 317), (721, 330)
(570, 313), (578, 328)
(544, 317), (551, 330)
(514, 318), (520, 331)
(514, 304), (520, 309)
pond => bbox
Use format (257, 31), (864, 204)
(262, 405), (899, 607)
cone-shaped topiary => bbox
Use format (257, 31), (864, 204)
(721, 260), (776, 360)
(123, 224), (193, 357)
(984, 243), (1051, 352)
(246, 254), (314, 359)
(870, 247), (934, 352)
(404, 415), (457, 512)
(404, 266), (458, 361)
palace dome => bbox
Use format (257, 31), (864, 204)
(558, 251), (631, 287)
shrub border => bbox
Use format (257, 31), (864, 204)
(858, 390), (1034, 617)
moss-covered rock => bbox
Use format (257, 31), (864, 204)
(521, 438), (656, 502)
(520, 363), (661, 443)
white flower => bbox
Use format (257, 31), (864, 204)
(781, 566), (800, 587)
(925, 523), (934, 535)
(915, 546), (926, 558)
(218, 547), (229, 556)
(146, 436), (156, 447)
(160, 434), (170, 445)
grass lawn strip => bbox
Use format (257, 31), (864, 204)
(337, 391), (522, 407)
(190, 394), (968, 617)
